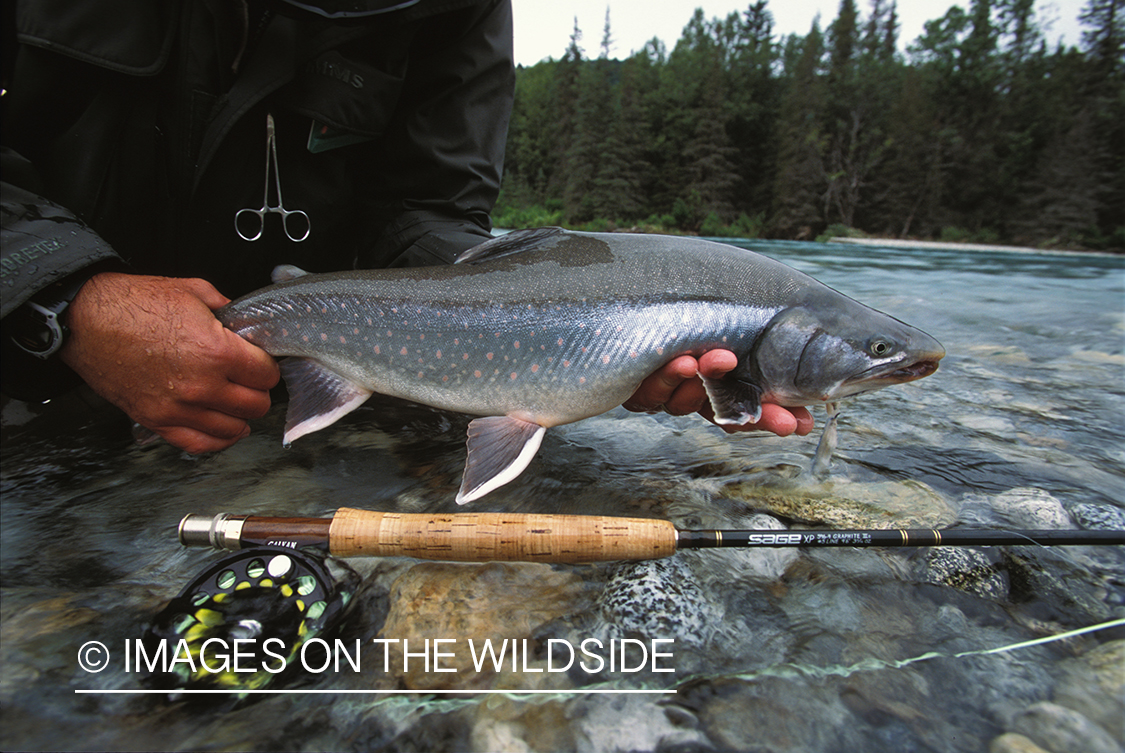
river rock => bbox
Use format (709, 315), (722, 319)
(1008, 701), (1122, 753)
(684, 512), (798, 582)
(376, 561), (591, 690)
(572, 694), (708, 753)
(1052, 640), (1125, 744)
(597, 557), (718, 649)
(918, 547), (1009, 600)
(990, 733), (1051, 753)
(719, 477), (955, 529)
(989, 488), (1073, 529)
(1070, 503), (1125, 531)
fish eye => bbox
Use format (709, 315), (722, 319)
(868, 339), (893, 357)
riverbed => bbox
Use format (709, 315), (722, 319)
(2, 238), (1122, 752)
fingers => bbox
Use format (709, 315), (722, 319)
(61, 272), (275, 454)
(158, 423), (251, 455)
(624, 355), (697, 412)
(737, 403), (815, 437)
(627, 349), (816, 438)
(222, 329), (281, 392)
(696, 349), (739, 378)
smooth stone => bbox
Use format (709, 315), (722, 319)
(990, 733), (1051, 753)
(989, 488), (1073, 529)
(1052, 641), (1125, 744)
(376, 561), (591, 690)
(1009, 701), (1122, 753)
(719, 477), (955, 529)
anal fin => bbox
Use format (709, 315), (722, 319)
(279, 357), (373, 445)
(700, 374), (764, 426)
(456, 416), (547, 504)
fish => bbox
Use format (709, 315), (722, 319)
(217, 227), (945, 503)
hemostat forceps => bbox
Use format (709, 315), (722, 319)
(235, 113), (311, 242)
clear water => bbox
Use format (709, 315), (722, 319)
(2, 239), (1122, 752)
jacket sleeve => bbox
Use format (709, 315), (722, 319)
(1, 149), (122, 318)
(356, 0), (515, 268)
(1, 146), (123, 400)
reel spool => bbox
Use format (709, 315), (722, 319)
(144, 545), (354, 693)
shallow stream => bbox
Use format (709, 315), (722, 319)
(2, 239), (1123, 752)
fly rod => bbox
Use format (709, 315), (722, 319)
(179, 509), (1125, 564)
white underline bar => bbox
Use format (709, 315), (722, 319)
(75, 688), (677, 695)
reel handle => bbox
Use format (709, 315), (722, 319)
(329, 508), (678, 563)
(180, 508), (679, 563)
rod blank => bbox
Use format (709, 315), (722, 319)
(178, 509), (1125, 564)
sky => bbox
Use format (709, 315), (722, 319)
(509, 1), (1088, 66)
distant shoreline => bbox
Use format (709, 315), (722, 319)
(828, 236), (1123, 258)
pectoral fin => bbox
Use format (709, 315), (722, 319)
(279, 358), (373, 445)
(456, 416), (547, 504)
(700, 374), (764, 426)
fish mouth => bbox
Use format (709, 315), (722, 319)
(886, 357), (941, 382)
(857, 354), (943, 387)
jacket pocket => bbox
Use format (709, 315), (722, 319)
(16, 0), (178, 75)
(282, 50), (405, 141)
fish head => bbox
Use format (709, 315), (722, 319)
(752, 302), (945, 406)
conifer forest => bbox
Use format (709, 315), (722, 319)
(495, 0), (1125, 251)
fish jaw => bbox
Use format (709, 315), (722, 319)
(831, 338), (945, 400)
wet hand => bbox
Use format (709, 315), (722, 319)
(625, 350), (814, 437)
(61, 273), (280, 453)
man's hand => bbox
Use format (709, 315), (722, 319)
(625, 350), (814, 436)
(61, 273), (280, 453)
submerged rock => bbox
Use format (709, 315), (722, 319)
(376, 561), (592, 690)
(990, 733), (1052, 753)
(918, 547), (1009, 600)
(720, 476), (955, 529)
(1052, 640), (1125, 744)
(989, 488), (1074, 529)
(597, 557), (718, 649)
(1008, 701), (1122, 753)
(1070, 503), (1125, 532)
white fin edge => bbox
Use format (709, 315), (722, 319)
(456, 424), (547, 504)
(283, 391), (372, 446)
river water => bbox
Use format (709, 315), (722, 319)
(2, 238), (1123, 752)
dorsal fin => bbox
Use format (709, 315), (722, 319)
(454, 227), (566, 265)
(271, 264), (311, 283)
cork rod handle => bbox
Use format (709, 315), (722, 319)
(328, 507), (678, 563)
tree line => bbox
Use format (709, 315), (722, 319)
(496, 0), (1125, 250)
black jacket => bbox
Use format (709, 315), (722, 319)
(1, 0), (514, 399)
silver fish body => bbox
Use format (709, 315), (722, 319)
(218, 228), (944, 502)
